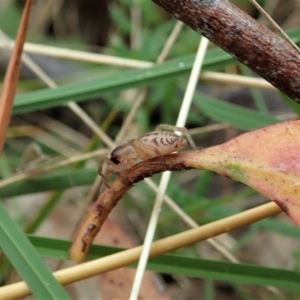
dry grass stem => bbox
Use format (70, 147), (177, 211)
(157, 21), (184, 63)
(200, 71), (277, 90)
(0, 41), (153, 68)
(130, 37), (210, 299)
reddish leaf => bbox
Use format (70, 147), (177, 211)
(185, 120), (300, 227)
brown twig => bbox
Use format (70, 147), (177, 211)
(0, 0), (33, 153)
(151, 0), (300, 102)
(69, 153), (190, 262)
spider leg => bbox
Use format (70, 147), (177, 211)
(98, 157), (121, 187)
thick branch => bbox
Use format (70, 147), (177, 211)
(152, 0), (300, 102)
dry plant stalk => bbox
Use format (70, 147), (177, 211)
(151, 0), (300, 102)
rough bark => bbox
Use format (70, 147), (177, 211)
(152, 0), (300, 103)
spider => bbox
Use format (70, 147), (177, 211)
(98, 124), (198, 186)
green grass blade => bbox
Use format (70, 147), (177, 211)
(28, 236), (300, 291)
(13, 49), (232, 114)
(148, 255), (300, 291)
(194, 93), (279, 130)
(0, 168), (97, 198)
(239, 64), (269, 113)
(25, 191), (64, 233)
(0, 202), (70, 299)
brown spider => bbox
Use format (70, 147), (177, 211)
(98, 124), (198, 186)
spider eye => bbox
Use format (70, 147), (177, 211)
(111, 156), (120, 164)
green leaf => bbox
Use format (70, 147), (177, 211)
(0, 202), (70, 299)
